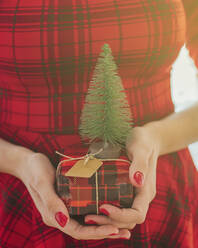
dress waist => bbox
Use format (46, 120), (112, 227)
(0, 76), (174, 133)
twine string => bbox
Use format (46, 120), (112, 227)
(95, 171), (99, 215)
(56, 150), (131, 166)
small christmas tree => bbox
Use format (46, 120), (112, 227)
(79, 43), (132, 155)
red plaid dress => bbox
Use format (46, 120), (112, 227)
(0, 0), (198, 247)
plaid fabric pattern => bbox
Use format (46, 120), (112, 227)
(56, 153), (133, 216)
(0, 0), (187, 133)
(0, 0), (198, 247)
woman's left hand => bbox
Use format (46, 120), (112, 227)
(84, 125), (159, 238)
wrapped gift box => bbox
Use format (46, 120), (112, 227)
(56, 151), (134, 216)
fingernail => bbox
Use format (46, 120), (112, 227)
(55, 212), (68, 227)
(99, 208), (110, 216)
(134, 171), (144, 186)
(85, 220), (97, 225)
(110, 233), (118, 236)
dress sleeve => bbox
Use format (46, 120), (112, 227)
(182, 0), (198, 68)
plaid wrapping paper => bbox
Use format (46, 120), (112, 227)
(56, 154), (133, 216)
(0, 0), (198, 247)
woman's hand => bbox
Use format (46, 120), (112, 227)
(84, 125), (159, 235)
(19, 152), (131, 240)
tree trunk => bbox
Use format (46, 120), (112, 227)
(89, 141), (121, 159)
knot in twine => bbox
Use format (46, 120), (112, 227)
(56, 148), (131, 214)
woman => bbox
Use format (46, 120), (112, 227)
(0, 0), (197, 247)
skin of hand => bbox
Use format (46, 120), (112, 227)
(2, 103), (198, 240)
(84, 126), (159, 234)
(18, 152), (131, 240)
(84, 100), (198, 232)
(34, 102), (198, 238)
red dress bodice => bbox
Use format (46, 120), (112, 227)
(0, 0), (186, 133)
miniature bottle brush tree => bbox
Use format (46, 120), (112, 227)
(79, 43), (133, 158)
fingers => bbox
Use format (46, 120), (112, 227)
(82, 126), (158, 235)
(29, 183), (123, 240)
(84, 192), (150, 230)
(25, 153), (126, 240)
(28, 181), (126, 240)
(85, 214), (136, 230)
(25, 153), (132, 240)
(87, 158), (157, 231)
(24, 153), (70, 229)
(126, 133), (150, 188)
(127, 141), (159, 188)
(86, 202), (148, 228)
(126, 126), (159, 188)
(65, 219), (124, 240)
(84, 153), (157, 231)
(128, 147), (150, 187)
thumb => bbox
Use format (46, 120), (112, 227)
(29, 180), (70, 229)
(44, 190), (70, 229)
(128, 150), (149, 188)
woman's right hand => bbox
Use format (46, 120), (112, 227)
(18, 152), (130, 240)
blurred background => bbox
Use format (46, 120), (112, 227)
(171, 44), (198, 169)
